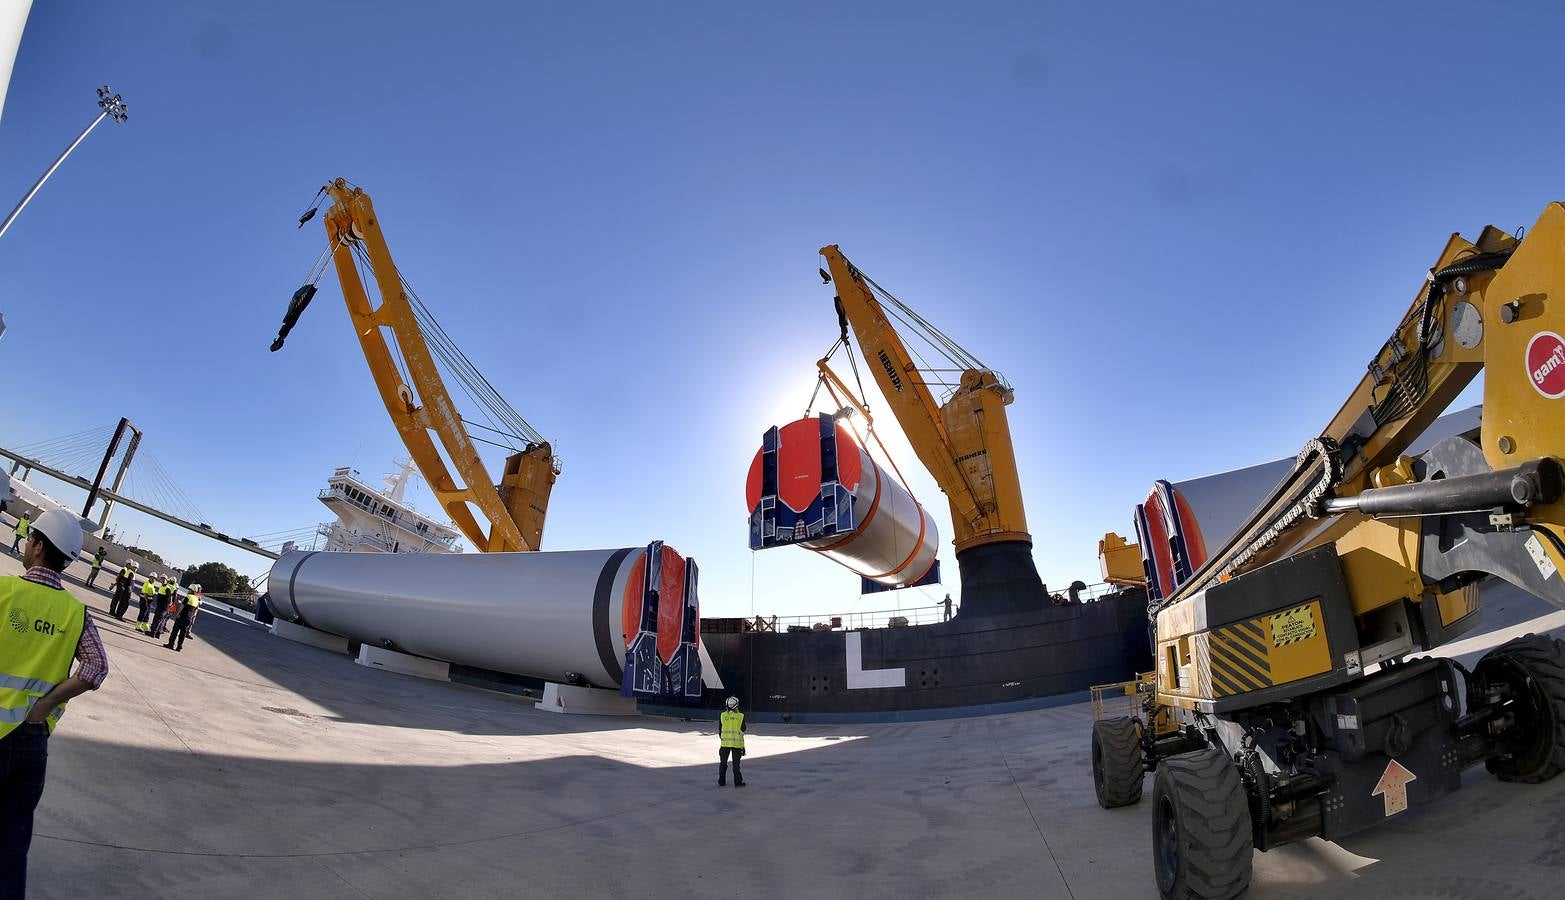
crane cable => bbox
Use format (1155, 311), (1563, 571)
(809, 339), (925, 545)
(344, 242), (552, 463)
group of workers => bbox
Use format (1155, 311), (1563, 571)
(11, 511), (205, 653)
(112, 565), (202, 652)
(0, 508), (111, 898)
(1, 507), (220, 895)
(1, 504), (759, 898)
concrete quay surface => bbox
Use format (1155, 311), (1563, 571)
(6, 549), (1564, 900)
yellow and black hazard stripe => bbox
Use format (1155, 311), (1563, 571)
(1207, 618), (1274, 698)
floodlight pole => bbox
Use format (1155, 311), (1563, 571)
(0, 85), (128, 242)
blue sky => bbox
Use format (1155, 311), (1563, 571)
(0, 2), (1550, 618)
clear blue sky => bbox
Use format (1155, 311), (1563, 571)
(0, 2), (1551, 617)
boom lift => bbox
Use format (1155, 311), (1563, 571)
(817, 246), (1050, 612)
(272, 179), (558, 552)
(1089, 206), (1565, 898)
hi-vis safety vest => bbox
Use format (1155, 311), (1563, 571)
(186, 594), (202, 608)
(140, 580), (157, 596)
(0, 575), (85, 739)
(13, 518), (28, 538)
(720, 710), (745, 749)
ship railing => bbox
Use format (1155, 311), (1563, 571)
(751, 580), (1126, 634)
(319, 484), (459, 546)
(760, 602), (953, 633)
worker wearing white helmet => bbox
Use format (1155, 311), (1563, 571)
(717, 695), (747, 787)
(0, 508), (110, 897)
(149, 575), (177, 640)
(165, 583), (202, 652)
(109, 559), (137, 621)
(134, 567), (159, 632)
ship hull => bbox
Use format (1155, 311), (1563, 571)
(688, 587), (1150, 722)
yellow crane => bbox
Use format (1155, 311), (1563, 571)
(817, 246), (1049, 608)
(1089, 205), (1565, 899)
(272, 179), (558, 552)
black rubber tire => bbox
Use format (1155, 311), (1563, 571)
(1151, 748), (1253, 900)
(1477, 633), (1565, 784)
(1091, 716), (1145, 808)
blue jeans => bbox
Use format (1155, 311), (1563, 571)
(0, 722), (48, 900)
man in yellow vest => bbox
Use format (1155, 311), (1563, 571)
(109, 561), (137, 620)
(166, 583), (202, 652)
(135, 571), (159, 633)
(86, 546), (107, 588)
(150, 576), (176, 639)
(9, 512), (28, 554)
(718, 695), (747, 787)
(0, 508), (110, 897)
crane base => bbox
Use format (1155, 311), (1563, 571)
(955, 540), (1050, 616)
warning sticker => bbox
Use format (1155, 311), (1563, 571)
(1526, 534), (1559, 581)
(1269, 604), (1318, 647)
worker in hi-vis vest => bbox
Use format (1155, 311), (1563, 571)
(135, 573), (159, 632)
(87, 546), (107, 588)
(109, 561), (137, 621)
(150, 576), (176, 639)
(9, 512), (29, 554)
(166, 583), (201, 652)
(718, 695), (747, 787)
(0, 508), (111, 897)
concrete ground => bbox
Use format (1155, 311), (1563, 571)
(6, 547), (1565, 900)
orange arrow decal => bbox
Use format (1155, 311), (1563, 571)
(1371, 758), (1417, 816)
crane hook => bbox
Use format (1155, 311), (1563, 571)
(271, 284), (318, 352)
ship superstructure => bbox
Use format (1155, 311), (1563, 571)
(317, 460), (461, 554)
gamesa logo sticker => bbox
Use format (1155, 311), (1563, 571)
(1527, 331), (1565, 399)
(8, 609), (28, 634)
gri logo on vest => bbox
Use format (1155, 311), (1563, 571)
(8, 608), (64, 636)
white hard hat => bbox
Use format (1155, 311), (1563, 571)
(191, 583), (202, 592)
(725, 696), (739, 709)
(30, 509), (84, 560)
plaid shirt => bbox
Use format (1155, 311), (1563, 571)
(21, 566), (109, 688)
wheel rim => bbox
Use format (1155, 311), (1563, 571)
(1092, 738), (1105, 793)
(1483, 655), (1552, 771)
(1154, 793), (1179, 893)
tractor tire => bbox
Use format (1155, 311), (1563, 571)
(1151, 748), (1253, 900)
(1476, 633), (1565, 784)
(1091, 716), (1145, 808)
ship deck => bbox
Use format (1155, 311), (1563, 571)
(13, 549), (1565, 900)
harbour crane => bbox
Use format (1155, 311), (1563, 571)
(815, 246), (1051, 612)
(272, 179), (557, 552)
(1088, 205), (1565, 899)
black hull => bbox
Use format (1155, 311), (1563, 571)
(640, 542), (1152, 723)
(685, 590), (1148, 722)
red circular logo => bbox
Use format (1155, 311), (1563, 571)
(1527, 331), (1565, 399)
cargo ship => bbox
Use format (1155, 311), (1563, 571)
(689, 583), (1150, 723)
(667, 411), (1153, 722)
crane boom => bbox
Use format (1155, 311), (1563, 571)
(820, 245), (1030, 553)
(317, 179), (555, 552)
(1090, 205), (1565, 896)
(1165, 213), (1562, 609)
